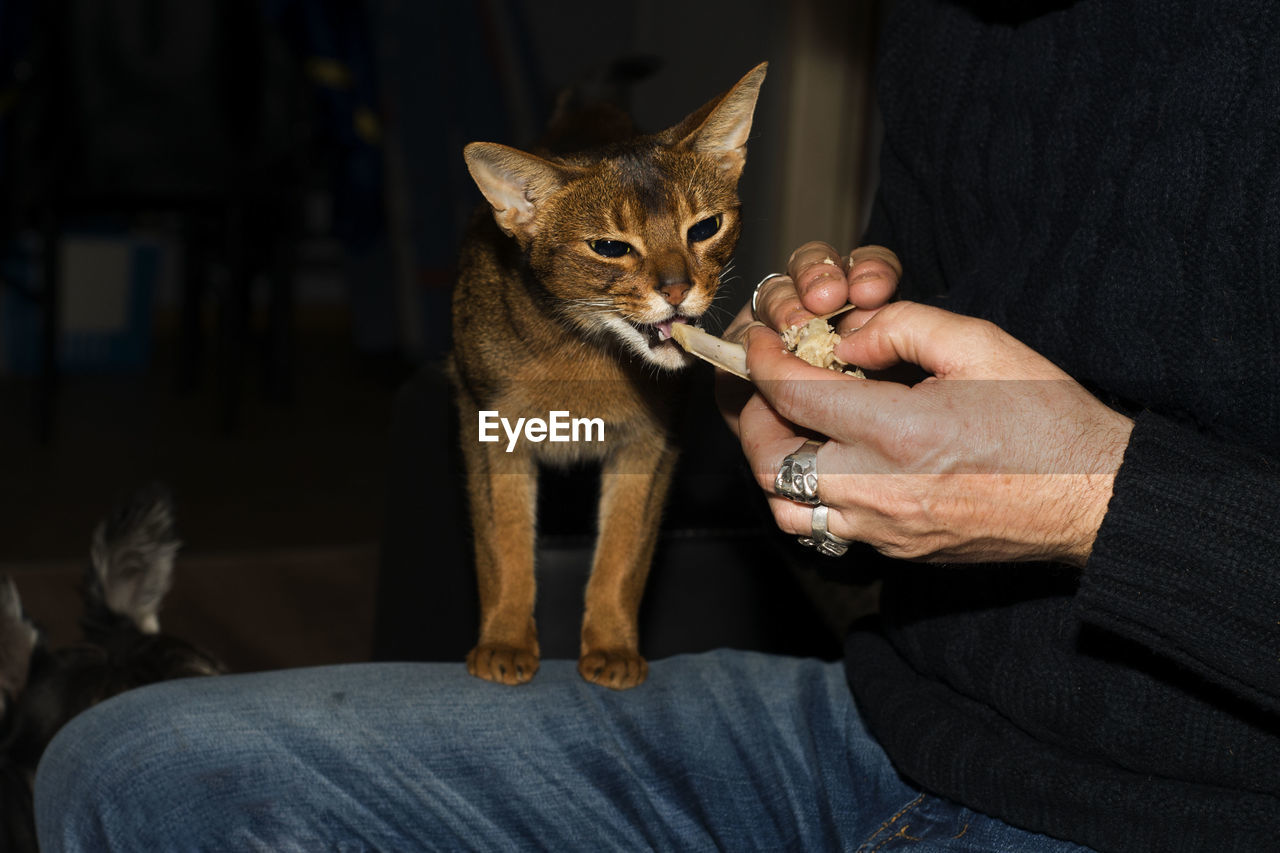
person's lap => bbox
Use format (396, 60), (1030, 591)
(35, 649), (1089, 852)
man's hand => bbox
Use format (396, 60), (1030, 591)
(719, 242), (899, 435)
(718, 243), (1134, 567)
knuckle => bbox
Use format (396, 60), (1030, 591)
(969, 317), (1005, 346)
(848, 258), (901, 289)
(882, 415), (936, 463)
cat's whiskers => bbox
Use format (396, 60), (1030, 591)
(553, 302), (633, 352)
(554, 298), (617, 321)
(702, 302), (736, 329)
(718, 260), (738, 283)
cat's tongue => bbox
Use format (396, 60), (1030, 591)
(656, 316), (693, 343)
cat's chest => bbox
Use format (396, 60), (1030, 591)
(507, 353), (663, 421)
(481, 345), (671, 463)
(453, 267), (677, 460)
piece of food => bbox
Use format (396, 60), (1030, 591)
(671, 305), (866, 379)
(670, 322), (750, 379)
(781, 317), (864, 377)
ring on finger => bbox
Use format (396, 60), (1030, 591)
(797, 504), (852, 557)
(752, 273), (789, 317)
(775, 439), (824, 505)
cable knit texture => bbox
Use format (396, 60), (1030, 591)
(847, 1), (1280, 850)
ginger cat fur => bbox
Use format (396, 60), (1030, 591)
(450, 63), (766, 689)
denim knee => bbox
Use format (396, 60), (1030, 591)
(34, 680), (210, 852)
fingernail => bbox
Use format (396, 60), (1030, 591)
(785, 310), (812, 330)
(801, 271), (839, 292)
(727, 320), (767, 345)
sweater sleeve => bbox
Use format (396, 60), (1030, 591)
(1078, 409), (1280, 712)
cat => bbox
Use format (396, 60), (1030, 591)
(449, 63), (767, 689)
(0, 483), (223, 852)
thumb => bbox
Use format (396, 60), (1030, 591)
(837, 301), (1070, 381)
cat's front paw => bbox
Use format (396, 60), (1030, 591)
(578, 649), (648, 690)
(467, 644), (540, 685)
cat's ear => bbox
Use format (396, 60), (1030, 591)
(0, 575), (38, 716)
(675, 62), (768, 181)
(464, 143), (575, 242)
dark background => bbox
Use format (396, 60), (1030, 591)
(0, 0), (882, 673)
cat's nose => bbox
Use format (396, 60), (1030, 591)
(658, 281), (690, 306)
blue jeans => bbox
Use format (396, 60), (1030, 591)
(36, 650), (1092, 852)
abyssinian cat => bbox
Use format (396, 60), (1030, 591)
(449, 63), (766, 689)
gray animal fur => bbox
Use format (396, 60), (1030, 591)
(88, 483), (181, 635)
(0, 577), (38, 714)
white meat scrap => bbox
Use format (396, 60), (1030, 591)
(781, 317), (864, 377)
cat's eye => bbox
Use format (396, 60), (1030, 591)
(588, 239), (632, 258)
(687, 214), (722, 244)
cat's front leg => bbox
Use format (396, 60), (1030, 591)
(458, 397), (541, 685)
(579, 433), (678, 689)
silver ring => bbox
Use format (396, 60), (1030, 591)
(775, 439), (824, 505)
(798, 504), (852, 557)
(752, 273), (789, 316)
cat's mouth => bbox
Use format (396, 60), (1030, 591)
(629, 315), (696, 348)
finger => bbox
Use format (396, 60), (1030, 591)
(830, 246), (902, 333)
(767, 495), (856, 542)
(834, 301), (1071, 381)
(767, 495), (813, 537)
(848, 245), (903, 279)
(787, 242), (849, 317)
(743, 322), (837, 384)
(752, 274), (812, 332)
(832, 306), (881, 336)
(845, 245), (901, 312)
(744, 324), (912, 445)
(736, 392), (814, 492)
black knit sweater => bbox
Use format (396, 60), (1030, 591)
(847, 2), (1280, 851)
